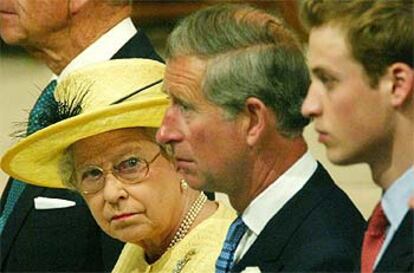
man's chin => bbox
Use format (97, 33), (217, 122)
(327, 149), (361, 166)
(0, 30), (26, 46)
(184, 175), (207, 191)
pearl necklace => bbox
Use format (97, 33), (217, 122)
(168, 192), (208, 249)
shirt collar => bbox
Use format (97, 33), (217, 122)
(382, 168), (414, 229)
(56, 17), (137, 81)
(241, 151), (318, 235)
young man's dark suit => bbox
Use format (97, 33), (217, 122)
(374, 211), (413, 272)
(231, 164), (367, 273)
(0, 30), (162, 272)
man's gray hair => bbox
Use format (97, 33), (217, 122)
(166, 4), (310, 138)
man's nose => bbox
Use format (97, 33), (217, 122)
(301, 83), (322, 118)
(156, 107), (184, 145)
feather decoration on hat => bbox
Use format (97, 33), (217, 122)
(12, 81), (91, 139)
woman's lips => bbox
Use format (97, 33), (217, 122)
(111, 213), (137, 221)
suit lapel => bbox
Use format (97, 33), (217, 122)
(1, 184), (45, 266)
(375, 211), (413, 272)
(112, 29), (162, 62)
(232, 164), (336, 272)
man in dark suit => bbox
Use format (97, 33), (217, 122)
(0, 0), (161, 271)
(301, 1), (413, 272)
(156, 4), (366, 272)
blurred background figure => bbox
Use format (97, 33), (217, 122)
(0, 0), (161, 271)
(301, 1), (413, 272)
(1, 59), (236, 273)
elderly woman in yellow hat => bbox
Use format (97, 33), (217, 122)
(1, 59), (235, 273)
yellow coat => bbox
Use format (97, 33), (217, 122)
(112, 202), (236, 273)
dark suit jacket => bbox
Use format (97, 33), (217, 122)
(0, 30), (162, 272)
(375, 210), (413, 272)
(231, 163), (366, 273)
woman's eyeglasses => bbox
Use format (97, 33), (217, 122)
(75, 150), (161, 195)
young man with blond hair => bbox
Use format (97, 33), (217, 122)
(301, 1), (413, 272)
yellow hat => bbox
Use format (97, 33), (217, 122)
(1, 58), (168, 188)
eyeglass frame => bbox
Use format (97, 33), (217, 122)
(73, 148), (162, 195)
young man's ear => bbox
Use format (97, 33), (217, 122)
(243, 97), (271, 146)
(388, 62), (414, 107)
(69, 0), (89, 16)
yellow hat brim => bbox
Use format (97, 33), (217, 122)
(0, 96), (168, 188)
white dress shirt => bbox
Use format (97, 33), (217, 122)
(374, 168), (414, 268)
(233, 151), (318, 263)
(54, 17), (137, 81)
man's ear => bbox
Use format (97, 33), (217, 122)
(387, 63), (414, 107)
(69, 0), (89, 16)
(243, 97), (270, 146)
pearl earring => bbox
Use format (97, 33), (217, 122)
(180, 179), (188, 191)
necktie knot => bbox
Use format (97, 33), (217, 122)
(361, 202), (389, 273)
(227, 217), (247, 246)
(216, 216), (247, 273)
(366, 203), (388, 236)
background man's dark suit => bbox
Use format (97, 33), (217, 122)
(232, 164), (366, 273)
(374, 211), (413, 272)
(0, 31), (162, 272)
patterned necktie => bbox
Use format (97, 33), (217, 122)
(0, 80), (58, 234)
(360, 202), (389, 273)
(216, 216), (248, 273)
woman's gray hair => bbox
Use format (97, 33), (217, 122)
(59, 147), (77, 190)
(166, 4), (310, 138)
